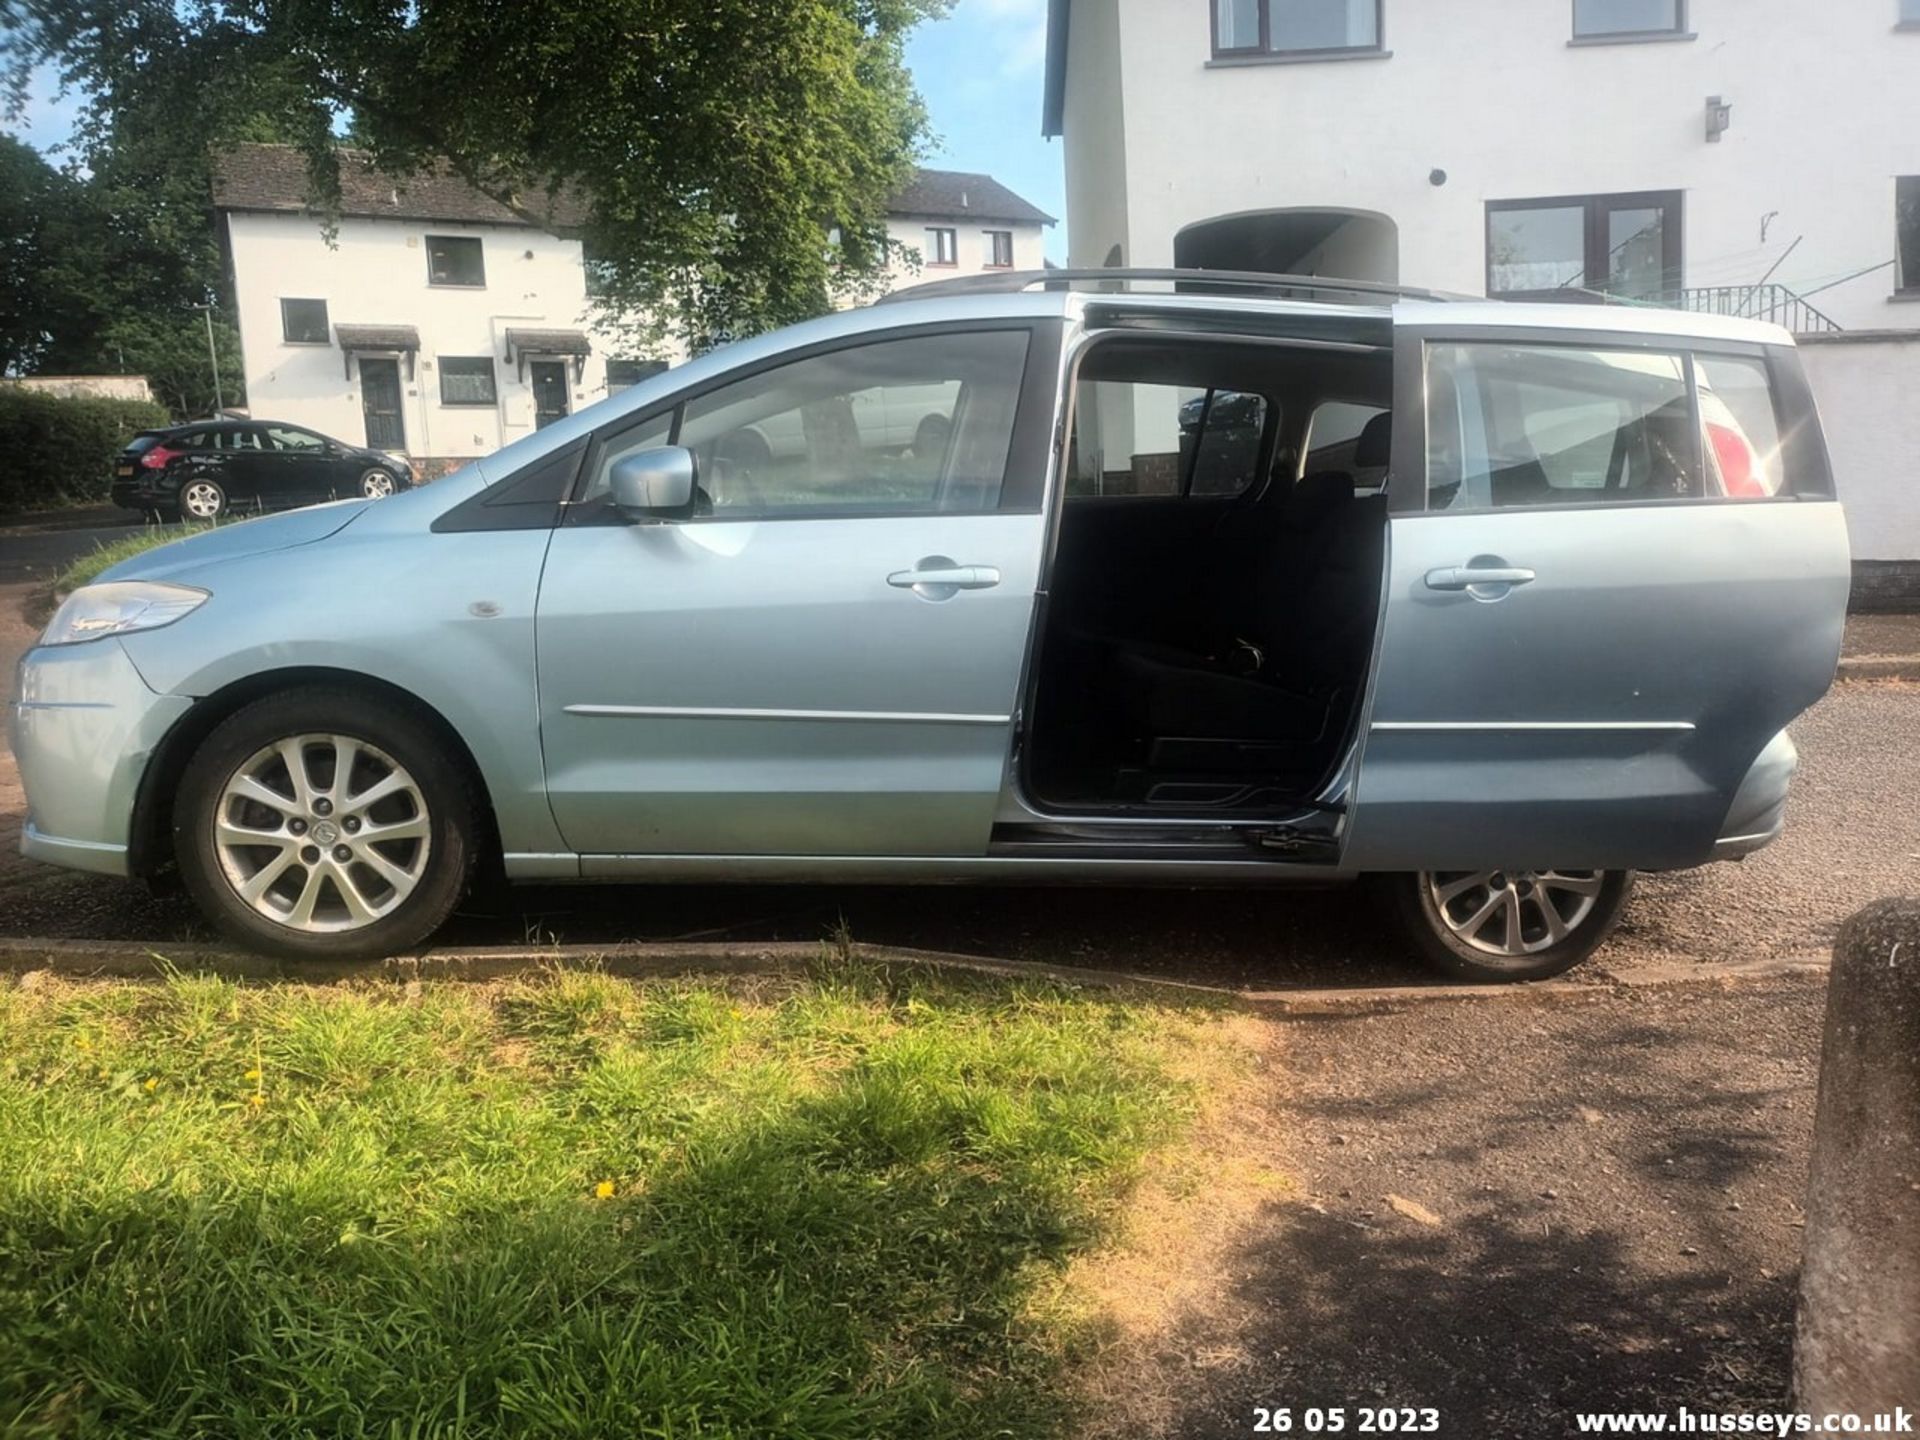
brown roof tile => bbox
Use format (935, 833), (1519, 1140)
(213, 143), (587, 231)
(888, 168), (1054, 226)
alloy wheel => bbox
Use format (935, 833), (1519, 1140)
(212, 733), (431, 933)
(181, 481), (223, 519)
(361, 470), (396, 498)
(1422, 870), (1604, 957)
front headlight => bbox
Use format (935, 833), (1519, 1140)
(40, 581), (209, 647)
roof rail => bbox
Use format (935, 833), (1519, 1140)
(874, 266), (1466, 306)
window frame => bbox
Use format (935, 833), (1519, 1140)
(279, 297), (331, 345)
(1210, 0), (1386, 61)
(565, 319), (1061, 525)
(1897, 176), (1920, 295)
(1394, 328), (1831, 518)
(425, 234), (487, 288)
(606, 358), (670, 394)
(985, 230), (1015, 269)
(925, 227), (959, 268)
(1485, 190), (1683, 303)
(1574, 0), (1697, 41)
(438, 355), (500, 407)
(1570, 0), (1691, 42)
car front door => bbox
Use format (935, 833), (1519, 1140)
(533, 321), (1060, 860)
(260, 424), (338, 504)
(1346, 320), (1850, 872)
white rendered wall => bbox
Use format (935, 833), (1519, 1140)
(1799, 334), (1920, 562)
(881, 215), (1049, 294)
(1064, 0), (1920, 329)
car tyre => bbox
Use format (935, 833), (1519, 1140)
(1376, 869), (1634, 983)
(174, 688), (479, 960)
(179, 478), (228, 521)
(360, 468), (398, 499)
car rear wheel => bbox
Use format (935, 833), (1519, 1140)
(360, 468), (397, 498)
(179, 478), (227, 521)
(1380, 869), (1634, 982)
(174, 689), (478, 960)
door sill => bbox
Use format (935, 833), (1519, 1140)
(990, 816), (1341, 864)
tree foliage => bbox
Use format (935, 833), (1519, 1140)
(3, 0), (945, 355)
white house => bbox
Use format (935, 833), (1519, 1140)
(215, 145), (624, 476)
(881, 169), (1053, 290)
(214, 146), (1053, 476)
(1041, 0), (1920, 591)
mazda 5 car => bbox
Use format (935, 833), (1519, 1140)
(16, 271), (1848, 980)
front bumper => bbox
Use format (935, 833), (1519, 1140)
(11, 639), (192, 877)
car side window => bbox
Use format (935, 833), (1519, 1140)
(1303, 401), (1391, 494)
(674, 330), (1030, 516)
(1426, 342), (1702, 511)
(1067, 382), (1271, 498)
(264, 425), (327, 453)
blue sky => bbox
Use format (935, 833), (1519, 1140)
(905, 0), (1068, 261)
(6, 5), (1067, 259)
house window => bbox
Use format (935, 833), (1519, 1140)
(985, 230), (1014, 268)
(1899, 177), (1920, 293)
(426, 235), (486, 287)
(606, 358), (668, 395)
(280, 298), (330, 344)
(925, 227), (958, 267)
(1213, 0), (1382, 57)
(438, 356), (498, 406)
(1486, 192), (1681, 302)
(1572, 0), (1687, 39)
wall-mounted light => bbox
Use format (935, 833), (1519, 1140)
(1429, 168), (1448, 187)
(1706, 96), (1732, 142)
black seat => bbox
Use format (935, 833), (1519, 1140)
(1106, 418), (1389, 754)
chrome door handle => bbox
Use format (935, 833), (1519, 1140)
(1424, 565), (1536, 591)
(887, 565), (1001, 591)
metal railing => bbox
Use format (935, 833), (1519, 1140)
(1645, 283), (1843, 334)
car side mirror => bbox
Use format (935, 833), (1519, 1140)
(609, 445), (697, 521)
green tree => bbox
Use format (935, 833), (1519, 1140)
(4, 0), (945, 355)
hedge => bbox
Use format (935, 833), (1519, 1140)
(0, 388), (173, 514)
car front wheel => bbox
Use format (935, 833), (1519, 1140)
(1380, 869), (1634, 982)
(174, 689), (478, 960)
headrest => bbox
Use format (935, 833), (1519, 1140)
(1293, 470), (1355, 507)
(1355, 411), (1393, 468)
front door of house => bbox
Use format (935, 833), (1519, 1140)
(530, 361), (570, 430)
(360, 358), (405, 450)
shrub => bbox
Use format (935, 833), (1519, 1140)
(0, 388), (172, 513)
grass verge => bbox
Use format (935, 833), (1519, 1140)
(50, 522), (214, 597)
(0, 961), (1247, 1439)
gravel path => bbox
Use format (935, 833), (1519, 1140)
(1159, 976), (1824, 1437)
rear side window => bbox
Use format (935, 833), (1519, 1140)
(1696, 355), (1786, 498)
(1304, 401), (1391, 493)
(1067, 382), (1270, 498)
(1427, 343), (1698, 510)
(1423, 342), (1802, 510)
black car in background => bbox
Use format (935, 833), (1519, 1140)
(111, 420), (414, 521)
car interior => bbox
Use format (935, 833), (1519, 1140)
(1023, 332), (1394, 817)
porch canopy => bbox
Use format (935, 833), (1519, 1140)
(335, 323), (421, 380)
(504, 327), (591, 381)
